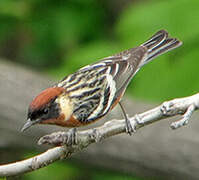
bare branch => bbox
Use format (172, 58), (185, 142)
(0, 93), (199, 177)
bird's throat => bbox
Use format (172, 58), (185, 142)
(56, 94), (73, 121)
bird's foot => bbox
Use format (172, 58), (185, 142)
(125, 114), (144, 135)
(66, 128), (77, 146)
(125, 114), (136, 135)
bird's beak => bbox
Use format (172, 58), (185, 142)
(21, 118), (37, 132)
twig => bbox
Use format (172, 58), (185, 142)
(0, 93), (199, 177)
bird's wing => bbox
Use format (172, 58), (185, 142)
(61, 48), (147, 123)
(99, 46), (147, 96)
(57, 30), (182, 123)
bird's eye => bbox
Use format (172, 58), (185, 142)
(43, 108), (49, 114)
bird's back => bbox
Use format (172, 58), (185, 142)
(57, 30), (182, 124)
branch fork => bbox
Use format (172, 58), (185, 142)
(161, 93), (199, 129)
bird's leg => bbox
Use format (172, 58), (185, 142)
(67, 128), (77, 146)
(119, 102), (135, 135)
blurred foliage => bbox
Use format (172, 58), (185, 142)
(0, 0), (198, 103)
(0, 0), (112, 68)
(0, 0), (199, 179)
(115, 0), (199, 101)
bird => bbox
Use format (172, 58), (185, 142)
(21, 30), (182, 141)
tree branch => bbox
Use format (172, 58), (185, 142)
(0, 93), (199, 177)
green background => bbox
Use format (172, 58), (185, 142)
(0, 0), (198, 179)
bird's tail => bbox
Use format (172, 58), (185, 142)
(140, 30), (182, 66)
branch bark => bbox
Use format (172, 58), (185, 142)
(0, 92), (198, 177)
(2, 60), (199, 179)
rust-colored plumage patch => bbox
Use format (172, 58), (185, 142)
(30, 87), (64, 110)
(64, 115), (84, 127)
(110, 90), (125, 110)
(40, 114), (83, 127)
(40, 113), (66, 125)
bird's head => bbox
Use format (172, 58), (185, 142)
(21, 87), (73, 131)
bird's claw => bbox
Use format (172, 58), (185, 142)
(125, 114), (136, 135)
(91, 129), (102, 142)
(125, 114), (144, 135)
(67, 128), (77, 146)
(125, 119), (135, 135)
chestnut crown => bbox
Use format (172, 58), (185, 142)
(21, 87), (64, 131)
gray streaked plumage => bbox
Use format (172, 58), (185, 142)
(57, 30), (182, 123)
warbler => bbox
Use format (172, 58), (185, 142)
(21, 30), (182, 136)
